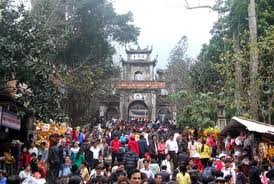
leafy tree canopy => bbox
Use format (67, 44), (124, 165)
(0, 0), (139, 123)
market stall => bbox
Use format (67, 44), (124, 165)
(220, 116), (274, 158)
(35, 120), (70, 147)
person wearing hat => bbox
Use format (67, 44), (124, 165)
(128, 134), (139, 157)
(215, 153), (226, 171)
(214, 177), (226, 184)
(191, 153), (203, 172)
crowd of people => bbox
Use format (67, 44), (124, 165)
(0, 119), (273, 184)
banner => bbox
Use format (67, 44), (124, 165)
(1, 111), (21, 130)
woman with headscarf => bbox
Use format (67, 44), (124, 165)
(128, 134), (139, 157)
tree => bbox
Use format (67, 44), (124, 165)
(182, 0), (274, 125)
(0, 1), (66, 121)
(168, 91), (218, 128)
(0, 0), (140, 123)
(248, 0), (259, 119)
(165, 36), (193, 93)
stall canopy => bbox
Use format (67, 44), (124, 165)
(220, 116), (274, 137)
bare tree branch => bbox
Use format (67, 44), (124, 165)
(184, 0), (214, 10)
(186, 5), (214, 10)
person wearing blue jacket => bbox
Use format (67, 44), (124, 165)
(138, 134), (148, 158)
(78, 130), (85, 146)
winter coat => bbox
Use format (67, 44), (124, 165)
(123, 150), (138, 169)
(128, 139), (139, 156)
(78, 132), (85, 144)
(148, 141), (158, 156)
(138, 139), (148, 157)
(158, 142), (166, 155)
(236, 171), (247, 184)
(177, 139), (188, 153)
(85, 150), (93, 167)
(19, 152), (31, 169)
(110, 140), (121, 154)
(72, 153), (85, 168)
(249, 166), (262, 184)
(48, 145), (61, 166)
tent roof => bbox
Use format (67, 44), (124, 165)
(220, 116), (274, 137)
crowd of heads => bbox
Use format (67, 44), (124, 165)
(0, 119), (273, 184)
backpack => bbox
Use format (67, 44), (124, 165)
(202, 167), (214, 183)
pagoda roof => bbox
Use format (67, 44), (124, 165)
(125, 46), (152, 54)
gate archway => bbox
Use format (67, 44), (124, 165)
(106, 108), (119, 120)
(158, 108), (171, 122)
(128, 101), (149, 120)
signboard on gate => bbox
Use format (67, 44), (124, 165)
(115, 81), (166, 89)
(1, 111), (21, 130)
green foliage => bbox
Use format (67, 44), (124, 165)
(170, 0), (274, 127)
(0, 0), (139, 123)
(168, 91), (218, 128)
(0, 1), (66, 121)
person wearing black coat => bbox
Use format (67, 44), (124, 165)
(138, 135), (148, 158)
(248, 160), (262, 184)
(48, 139), (62, 182)
(85, 149), (93, 170)
(235, 164), (247, 184)
(148, 135), (159, 161)
(123, 150), (139, 174)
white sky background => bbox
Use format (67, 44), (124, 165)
(112, 0), (218, 69)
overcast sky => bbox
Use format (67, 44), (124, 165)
(112, 0), (218, 68)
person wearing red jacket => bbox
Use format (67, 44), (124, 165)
(110, 135), (121, 166)
(191, 153), (204, 172)
(128, 134), (139, 157)
(19, 147), (31, 170)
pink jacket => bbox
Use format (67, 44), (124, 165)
(157, 143), (165, 155)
